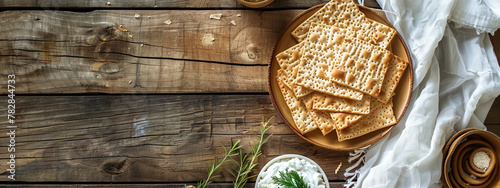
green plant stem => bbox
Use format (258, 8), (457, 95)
(196, 140), (242, 188)
(232, 117), (273, 188)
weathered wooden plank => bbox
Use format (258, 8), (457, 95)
(0, 95), (498, 182)
(485, 98), (500, 135)
(0, 182), (347, 187)
(0, 9), (304, 94)
(0, 95), (351, 182)
(1, 10), (499, 95)
(0, 0), (380, 9)
(486, 97), (500, 124)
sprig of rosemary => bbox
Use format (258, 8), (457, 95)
(271, 168), (310, 188)
(195, 140), (242, 188)
(231, 117), (273, 188)
(188, 116), (274, 188)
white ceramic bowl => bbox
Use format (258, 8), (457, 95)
(255, 154), (329, 188)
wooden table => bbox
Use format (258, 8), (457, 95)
(0, 0), (499, 187)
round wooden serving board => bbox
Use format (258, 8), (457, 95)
(268, 4), (413, 151)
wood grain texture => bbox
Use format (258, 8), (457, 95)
(0, 182), (346, 187)
(0, 95), (498, 183)
(0, 9), (306, 94)
(0, 0), (499, 186)
(0, 95), (351, 182)
(0, 0), (381, 9)
(485, 98), (500, 130)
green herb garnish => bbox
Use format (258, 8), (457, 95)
(271, 168), (310, 188)
(187, 116), (274, 188)
(231, 117), (273, 188)
(196, 140), (241, 188)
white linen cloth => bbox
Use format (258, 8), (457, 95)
(352, 0), (500, 187)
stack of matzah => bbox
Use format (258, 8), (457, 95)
(276, 0), (408, 142)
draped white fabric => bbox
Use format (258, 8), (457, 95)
(355, 0), (500, 187)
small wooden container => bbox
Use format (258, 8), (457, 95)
(236, 0), (274, 8)
(442, 128), (500, 187)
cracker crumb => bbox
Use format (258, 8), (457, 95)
(106, 2), (111, 5)
(140, 44), (144, 47)
(230, 20), (236, 26)
(118, 25), (128, 32)
(202, 33), (215, 46)
(237, 14), (241, 17)
(210, 14), (222, 20)
(164, 20), (172, 25)
(135, 14), (141, 19)
(335, 162), (342, 174)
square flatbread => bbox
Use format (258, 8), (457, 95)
(275, 42), (314, 98)
(330, 96), (382, 131)
(291, 0), (396, 49)
(279, 70), (335, 135)
(294, 25), (365, 100)
(329, 112), (364, 131)
(312, 93), (370, 115)
(329, 26), (408, 103)
(276, 70), (317, 134)
(301, 93), (336, 136)
(300, 23), (392, 97)
(336, 99), (397, 142)
(377, 55), (408, 103)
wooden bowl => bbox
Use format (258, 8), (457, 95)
(268, 4), (413, 151)
(236, 0), (274, 8)
(442, 128), (500, 187)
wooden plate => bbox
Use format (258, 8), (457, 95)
(268, 4), (413, 151)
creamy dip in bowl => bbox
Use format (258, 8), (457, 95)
(256, 154), (329, 188)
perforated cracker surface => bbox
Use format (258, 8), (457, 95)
(294, 24), (365, 100)
(275, 42), (314, 97)
(313, 93), (370, 115)
(291, 0), (396, 49)
(301, 93), (336, 136)
(336, 99), (396, 142)
(377, 55), (408, 103)
(276, 70), (317, 134)
(301, 23), (391, 97)
(329, 112), (363, 131)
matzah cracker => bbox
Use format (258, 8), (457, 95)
(330, 112), (363, 131)
(291, 0), (396, 49)
(336, 99), (397, 142)
(312, 111), (336, 135)
(325, 97), (386, 132)
(275, 42), (314, 97)
(280, 71), (335, 136)
(377, 55), (408, 103)
(297, 23), (391, 98)
(369, 95), (384, 110)
(315, 23), (392, 97)
(313, 93), (370, 115)
(294, 24), (364, 100)
(301, 94), (335, 136)
(276, 70), (317, 134)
